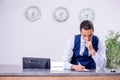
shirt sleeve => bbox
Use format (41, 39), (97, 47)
(92, 39), (107, 70)
(62, 36), (75, 70)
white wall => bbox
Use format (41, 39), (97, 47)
(0, 0), (120, 65)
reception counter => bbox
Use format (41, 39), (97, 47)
(0, 65), (120, 80)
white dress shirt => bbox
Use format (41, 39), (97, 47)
(62, 35), (106, 70)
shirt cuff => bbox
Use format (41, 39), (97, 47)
(64, 62), (72, 70)
(92, 52), (99, 62)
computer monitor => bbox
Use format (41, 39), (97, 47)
(23, 57), (50, 69)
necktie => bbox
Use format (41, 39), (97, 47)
(83, 46), (88, 56)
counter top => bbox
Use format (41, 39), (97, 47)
(0, 65), (120, 76)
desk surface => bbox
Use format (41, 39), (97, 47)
(0, 65), (120, 76)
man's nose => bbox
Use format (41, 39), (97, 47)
(86, 37), (89, 41)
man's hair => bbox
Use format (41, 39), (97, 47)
(80, 20), (94, 31)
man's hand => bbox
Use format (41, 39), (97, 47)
(85, 41), (93, 50)
(85, 41), (96, 56)
(71, 63), (85, 71)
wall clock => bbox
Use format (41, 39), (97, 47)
(54, 7), (69, 22)
(80, 8), (95, 22)
(25, 6), (41, 22)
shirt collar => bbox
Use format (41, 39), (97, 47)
(81, 35), (93, 43)
(81, 36), (85, 44)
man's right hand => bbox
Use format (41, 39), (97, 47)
(71, 63), (85, 71)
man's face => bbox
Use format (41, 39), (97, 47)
(80, 28), (94, 42)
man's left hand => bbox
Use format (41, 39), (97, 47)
(85, 41), (96, 56)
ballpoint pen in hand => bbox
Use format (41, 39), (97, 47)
(78, 62), (90, 71)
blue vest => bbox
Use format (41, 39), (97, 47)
(70, 34), (99, 69)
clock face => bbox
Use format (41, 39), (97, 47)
(80, 8), (95, 22)
(25, 6), (41, 22)
(54, 7), (69, 22)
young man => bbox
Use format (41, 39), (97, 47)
(63, 20), (106, 71)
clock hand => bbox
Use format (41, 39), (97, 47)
(32, 12), (34, 19)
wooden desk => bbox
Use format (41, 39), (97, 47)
(1, 76), (120, 80)
(0, 65), (120, 80)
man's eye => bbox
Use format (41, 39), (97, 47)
(89, 35), (92, 37)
